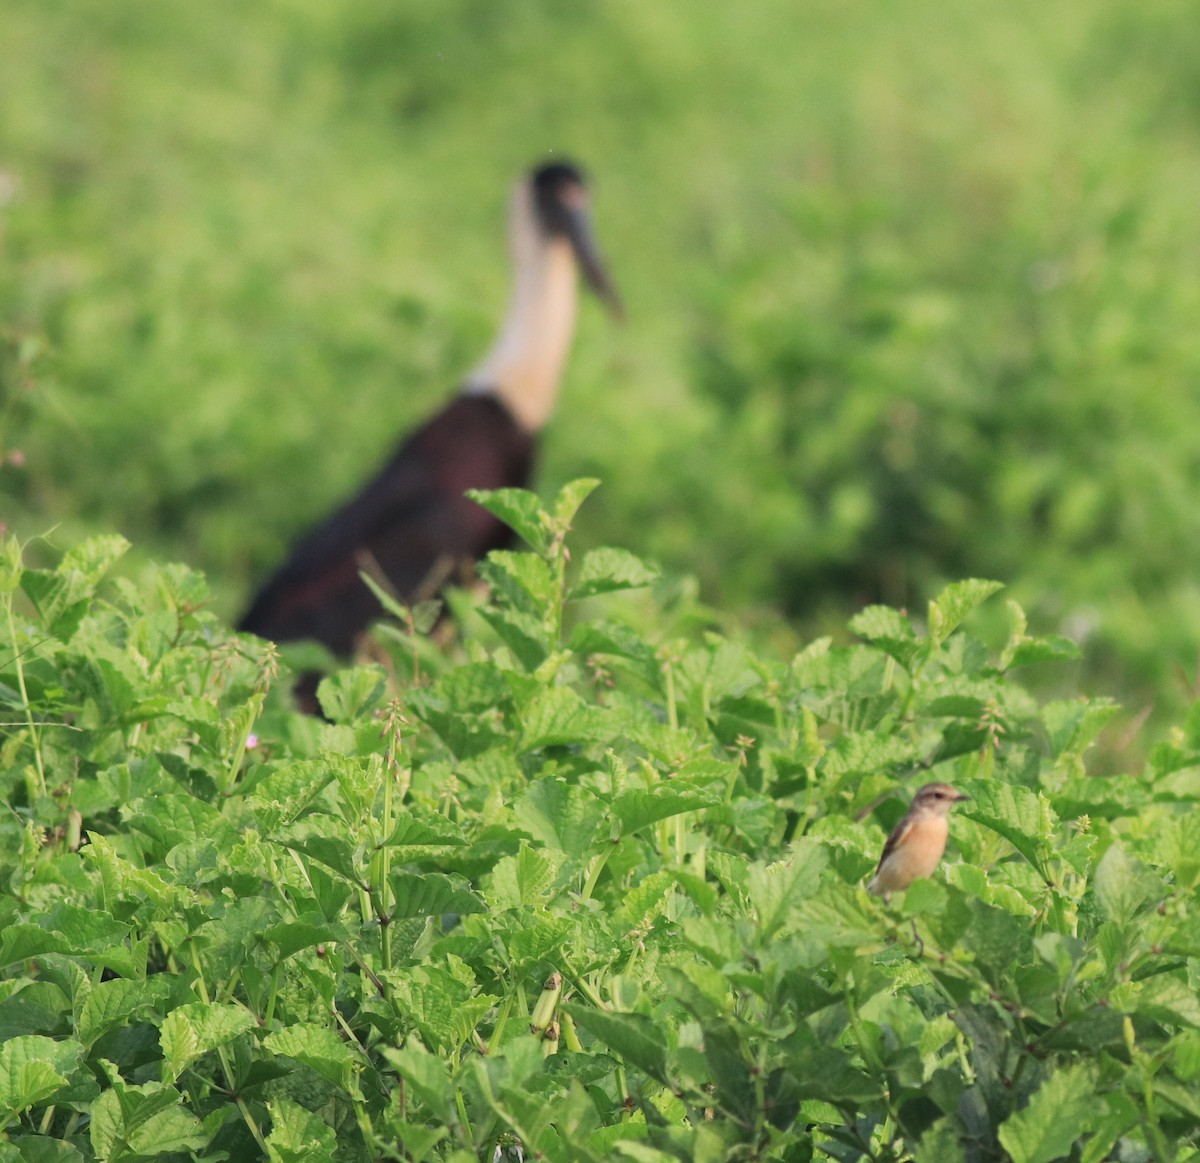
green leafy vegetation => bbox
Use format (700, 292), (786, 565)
(7, 1), (1200, 1155)
(5, 483), (1200, 1159)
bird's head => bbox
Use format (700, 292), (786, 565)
(528, 161), (623, 318)
(912, 782), (970, 818)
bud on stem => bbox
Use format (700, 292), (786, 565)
(530, 970), (563, 1034)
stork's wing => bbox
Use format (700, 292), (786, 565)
(238, 394), (535, 653)
(238, 446), (440, 641)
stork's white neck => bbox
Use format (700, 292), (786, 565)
(463, 183), (579, 433)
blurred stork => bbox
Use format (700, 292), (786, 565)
(239, 161), (620, 704)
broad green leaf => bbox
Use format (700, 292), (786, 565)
(82, 834), (186, 912)
(9, 1138), (86, 1162)
(794, 884), (887, 950)
(1151, 1078), (1200, 1121)
(569, 547), (660, 601)
(637, 866), (700, 924)
(479, 550), (557, 613)
(86, 1088), (124, 1162)
(123, 794), (234, 853)
(1110, 974), (1200, 1028)
(385, 815), (468, 847)
(246, 758), (336, 820)
(19, 536), (128, 641)
(315, 665), (386, 723)
(563, 1004), (669, 1085)
(163, 696), (224, 753)
(962, 782), (1054, 878)
(407, 660), (516, 753)
(263, 919), (344, 959)
(387, 872), (487, 918)
(266, 1098), (338, 1163)
(386, 966), (497, 1051)
(127, 1105), (207, 1157)
(519, 685), (605, 751)
(467, 488), (550, 554)
(264, 1025), (360, 1092)
(957, 898), (1033, 972)
(476, 605), (551, 671)
(569, 620), (660, 684)
(486, 845), (558, 910)
(1041, 699), (1120, 761)
(164, 838), (219, 884)
(551, 477), (601, 530)
(1004, 636), (1081, 669)
(822, 730), (922, 783)
(77, 979), (159, 1049)
(387, 1121), (447, 1163)
(748, 842), (828, 941)
(1158, 813), (1200, 890)
(900, 878), (949, 917)
(160, 1002), (257, 1082)
(927, 579), (1003, 647)
(514, 779), (602, 859)
(88, 1081), (205, 1160)
(1093, 843), (1161, 925)
(505, 914), (575, 967)
(914, 1118), (965, 1163)
(37, 904), (129, 954)
(658, 963), (732, 1023)
(380, 1042), (454, 1122)
(610, 787), (719, 835)
(849, 605), (924, 667)
(1075, 1094), (1137, 1156)
(279, 835), (363, 884)
(59, 535), (130, 586)
(0, 927), (70, 969)
(706, 850), (751, 911)
(849, 605), (914, 643)
(323, 752), (384, 816)
(997, 1063), (1099, 1163)
(0, 1037), (82, 1116)
(193, 896), (277, 984)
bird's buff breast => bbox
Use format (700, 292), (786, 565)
(874, 816), (949, 892)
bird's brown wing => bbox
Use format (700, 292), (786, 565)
(874, 816), (915, 875)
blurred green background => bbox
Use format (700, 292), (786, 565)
(3, 0), (1200, 752)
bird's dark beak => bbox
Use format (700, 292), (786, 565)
(955, 791), (971, 802)
(562, 205), (624, 321)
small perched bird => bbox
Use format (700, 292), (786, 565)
(867, 782), (969, 898)
(239, 161), (620, 702)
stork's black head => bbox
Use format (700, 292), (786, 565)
(531, 162), (589, 229)
(529, 160), (622, 317)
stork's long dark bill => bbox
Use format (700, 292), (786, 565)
(562, 206), (624, 320)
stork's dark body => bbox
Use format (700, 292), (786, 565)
(239, 160), (618, 705)
(238, 395), (533, 654)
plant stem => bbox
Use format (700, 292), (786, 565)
(581, 842), (616, 901)
(6, 597), (46, 799)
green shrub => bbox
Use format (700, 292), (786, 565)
(3, 483), (1200, 1160)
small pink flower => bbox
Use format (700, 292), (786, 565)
(245, 734), (259, 750)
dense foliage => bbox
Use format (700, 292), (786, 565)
(5, 483), (1200, 1161)
(4, 0), (1200, 741)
